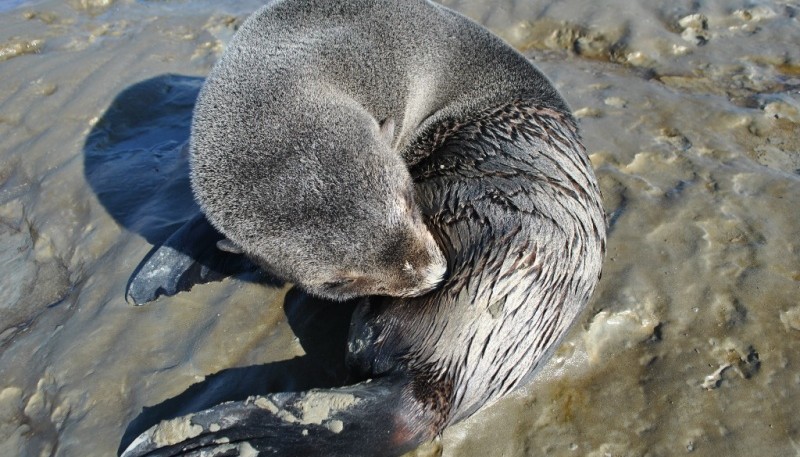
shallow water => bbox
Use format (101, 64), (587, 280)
(1, 0), (799, 456)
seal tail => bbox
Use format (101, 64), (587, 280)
(120, 375), (440, 457)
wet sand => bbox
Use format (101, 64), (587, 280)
(1, 0), (799, 456)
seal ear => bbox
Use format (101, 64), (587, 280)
(216, 238), (244, 254)
(379, 117), (395, 146)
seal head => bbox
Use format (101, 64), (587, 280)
(190, 81), (446, 301)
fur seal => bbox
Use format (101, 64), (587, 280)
(123, 0), (606, 456)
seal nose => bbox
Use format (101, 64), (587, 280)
(423, 248), (447, 287)
(414, 224), (448, 293)
(421, 259), (447, 291)
(382, 221), (447, 296)
(402, 245), (447, 296)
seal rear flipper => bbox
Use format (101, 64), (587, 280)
(126, 213), (262, 305)
(120, 375), (441, 457)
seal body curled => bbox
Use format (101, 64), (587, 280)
(123, 1), (606, 456)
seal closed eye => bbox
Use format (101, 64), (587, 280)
(122, 0), (607, 456)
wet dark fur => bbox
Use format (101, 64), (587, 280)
(349, 101), (606, 432)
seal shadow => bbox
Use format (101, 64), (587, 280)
(85, 75), (358, 454)
(83, 74), (277, 301)
(117, 287), (359, 455)
(84, 74), (203, 243)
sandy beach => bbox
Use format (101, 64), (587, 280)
(1, 0), (799, 456)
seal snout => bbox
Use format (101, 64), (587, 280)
(400, 259), (446, 297)
(385, 220), (447, 297)
(400, 236), (447, 296)
(308, 227), (446, 301)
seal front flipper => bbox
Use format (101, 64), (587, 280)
(120, 375), (442, 457)
(126, 213), (263, 305)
